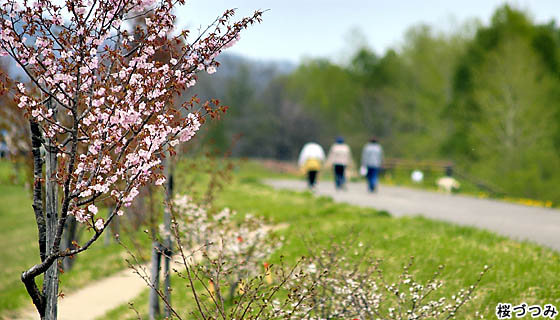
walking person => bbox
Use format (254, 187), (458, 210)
(326, 136), (353, 190)
(361, 137), (383, 192)
(298, 142), (326, 190)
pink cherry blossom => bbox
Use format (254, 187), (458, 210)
(95, 218), (104, 230)
(88, 204), (98, 215)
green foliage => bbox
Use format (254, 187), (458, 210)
(286, 59), (361, 143)
(282, 23), (469, 161)
(446, 5), (560, 201)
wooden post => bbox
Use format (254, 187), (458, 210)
(43, 99), (59, 320)
(148, 152), (173, 319)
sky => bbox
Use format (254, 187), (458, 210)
(175, 0), (560, 63)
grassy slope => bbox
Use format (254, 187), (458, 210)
(100, 159), (560, 319)
(0, 171), (40, 314)
(0, 160), (148, 317)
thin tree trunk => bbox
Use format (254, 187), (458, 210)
(62, 216), (77, 271)
(30, 121), (46, 262)
(26, 120), (47, 318)
(43, 107), (59, 320)
(163, 160), (173, 318)
(149, 242), (161, 320)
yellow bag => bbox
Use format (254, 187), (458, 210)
(303, 158), (322, 172)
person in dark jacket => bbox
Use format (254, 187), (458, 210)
(361, 137), (383, 192)
(326, 136), (353, 190)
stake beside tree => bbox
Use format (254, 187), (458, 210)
(0, 0), (262, 318)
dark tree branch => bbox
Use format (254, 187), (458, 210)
(20, 249), (63, 318)
(21, 273), (45, 318)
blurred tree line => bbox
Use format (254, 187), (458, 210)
(191, 5), (560, 202)
(4, 4), (553, 201)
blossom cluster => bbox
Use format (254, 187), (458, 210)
(171, 194), (281, 287)
(274, 243), (488, 320)
(0, 0), (262, 230)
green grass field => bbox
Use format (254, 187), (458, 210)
(98, 158), (560, 319)
(0, 160), (149, 318)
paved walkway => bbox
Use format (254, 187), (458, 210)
(266, 179), (560, 251)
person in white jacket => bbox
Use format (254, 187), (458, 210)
(326, 137), (353, 190)
(298, 142), (325, 189)
(361, 137), (383, 192)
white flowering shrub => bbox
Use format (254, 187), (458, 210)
(128, 198), (488, 319)
(122, 194), (320, 319)
(172, 195), (283, 298)
(277, 241), (489, 320)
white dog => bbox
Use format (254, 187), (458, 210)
(437, 176), (460, 194)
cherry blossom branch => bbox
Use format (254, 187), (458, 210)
(1, 0), (264, 317)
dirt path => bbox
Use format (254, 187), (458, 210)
(266, 179), (560, 251)
(15, 261), (160, 320)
